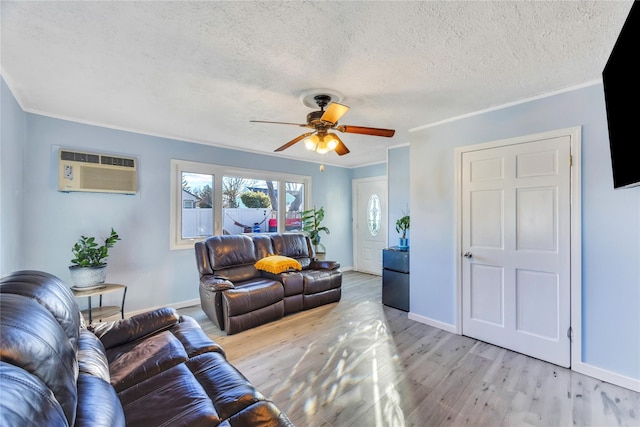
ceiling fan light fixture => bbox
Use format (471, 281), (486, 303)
(305, 133), (337, 154)
(304, 134), (319, 151)
(316, 138), (330, 154)
(325, 133), (339, 151)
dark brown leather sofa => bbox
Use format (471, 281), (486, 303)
(0, 270), (293, 427)
(195, 233), (342, 334)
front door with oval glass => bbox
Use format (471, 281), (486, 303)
(354, 177), (387, 275)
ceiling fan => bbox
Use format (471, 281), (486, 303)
(250, 94), (395, 156)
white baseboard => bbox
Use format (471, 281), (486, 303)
(572, 360), (640, 393)
(408, 311), (457, 334)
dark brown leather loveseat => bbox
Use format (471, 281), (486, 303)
(0, 270), (293, 426)
(195, 233), (342, 334)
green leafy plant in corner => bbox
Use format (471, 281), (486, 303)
(70, 228), (120, 267)
(301, 206), (330, 248)
(395, 214), (410, 239)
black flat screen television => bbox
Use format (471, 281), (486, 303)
(602, 1), (640, 189)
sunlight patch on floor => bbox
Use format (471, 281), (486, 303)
(268, 300), (407, 425)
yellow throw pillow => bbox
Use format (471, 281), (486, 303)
(254, 255), (302, 274)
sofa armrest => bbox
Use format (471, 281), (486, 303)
(90, 307), (180, 349)
(76, 374), (126, 427)
(200, 275), (235, 291)
(309, 260), (340, 270)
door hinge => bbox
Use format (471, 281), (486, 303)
(569, 155), (573, 167)
(567, 326), (573, 341)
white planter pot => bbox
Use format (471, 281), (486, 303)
(314, 243), (326, 261)
(69, 265), (107, 288)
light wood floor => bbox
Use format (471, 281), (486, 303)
(178, 271), (639, 427)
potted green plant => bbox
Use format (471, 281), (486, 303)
(395, 214), (410, 249)
(69, 228), (120, 288)
(301, 206), (330, 259)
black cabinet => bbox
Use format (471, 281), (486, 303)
(382, 248), (409, 311)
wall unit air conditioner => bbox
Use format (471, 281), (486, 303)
(58, 149), (137, 194)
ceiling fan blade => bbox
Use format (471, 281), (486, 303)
(321, 102), (350, 124)
(274, 132), (314, 152)
(250, 120), (307, 127)
(330, 133), (350, 156)
(338, 125), (395, 137)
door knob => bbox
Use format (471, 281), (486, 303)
(463, 252), (472, 258)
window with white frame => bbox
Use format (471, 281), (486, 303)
(170, 159), (311, 249)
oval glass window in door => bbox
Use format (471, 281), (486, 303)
(368, 194), (381, 236)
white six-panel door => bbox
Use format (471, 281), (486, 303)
(461, 135), (572, 367)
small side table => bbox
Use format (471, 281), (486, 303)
(72, 283), (127, 324)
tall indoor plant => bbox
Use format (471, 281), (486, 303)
(69, 228), (120, 288)
(301, 206), (330, 259)
(395, 214), (410, 249)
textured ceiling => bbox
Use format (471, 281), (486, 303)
(1, 1), (634, 168)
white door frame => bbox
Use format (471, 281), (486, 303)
(454, 126), (582, 368)
(352, 176), (388, 273)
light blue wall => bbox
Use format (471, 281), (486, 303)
(10, 109), (354, 313)
(351, 162), (386, 180)
(410, 83), (640, 381)
(388, 146), (410, 246)
(0, 77), (26, 276)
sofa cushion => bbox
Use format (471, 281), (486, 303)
(198, 235), (262, 283)
(252, 234), (274, 259)
(0, 293), (79, 426)
(302, 269), (342, 294)
(0, 270), (82, 352)
(254, 255), (302, 274)
(0, 362), (68, 427)
(169, 315), (226, 358)
(107, 330), (188, 392)
(78, 328), (110, 382)
(207, 235), (257, 269)
(223, 279), (284, 316)
(277, 271), (304, 297)
(187, 352), (267, 421)
(91, 307), (180, 349)
(117, 362), (222, 427)
(224, 301), (285, 335)
(270, 233), (312, 268)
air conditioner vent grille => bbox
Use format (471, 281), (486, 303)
(81, 166), (136, 192)
(61, 150), (135, 168)
(61, 150), (100, 164)
(101, 156), (135, 168)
